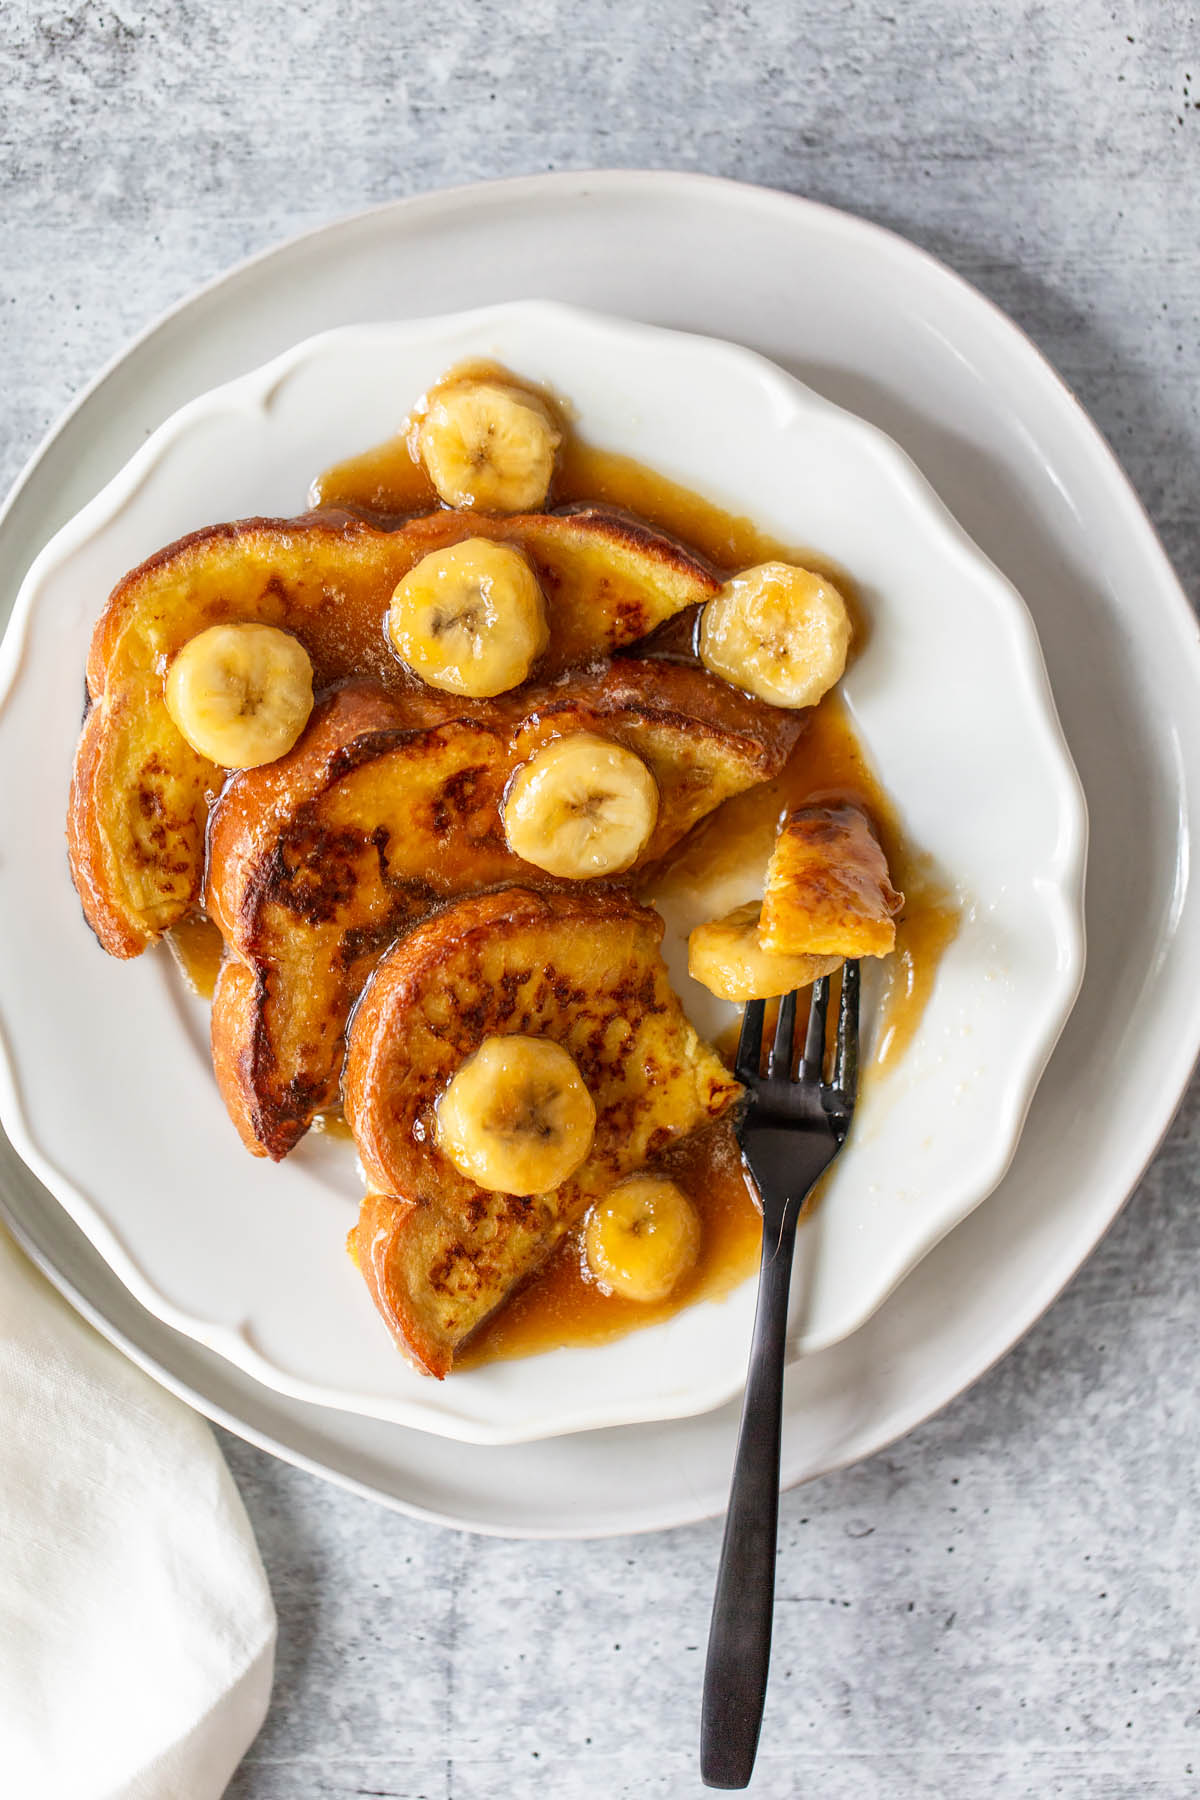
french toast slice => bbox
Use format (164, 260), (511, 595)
(207, 658), (804, 1159)
(343, 888), (741, 1377)
(69, 508), (719, 957)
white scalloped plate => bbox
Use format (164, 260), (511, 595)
(0, 302), (1084, 1444)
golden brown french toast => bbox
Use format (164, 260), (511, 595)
(207, 658), (804, 1159)
(343, 888), (741, 1376)
(759, 803), (903, 958)
(69, 508), (720, 958)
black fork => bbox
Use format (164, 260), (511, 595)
(700, 962), (861, 1790)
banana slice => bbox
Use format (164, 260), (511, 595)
(435, 1034), (596, 1194)
(503, 733), (659, 878)
(698, 561), (851, 709)
(688, 901), (843, 1002)
(388, 538), (549, 697)
(416, 379), (562, 512)
(164, 623), (314, 769)
(584, 1175), (700, 1302)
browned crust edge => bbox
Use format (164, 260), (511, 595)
(350, 1193), (451, 1379)
(66, 702), (149, 958)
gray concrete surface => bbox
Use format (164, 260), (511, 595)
(3, 2), (1199, 1795)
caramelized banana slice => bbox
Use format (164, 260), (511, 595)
(699, 561), (851, 708)
(417, 379), (561, 512)
(164, 623), (313, 769)
(435, 1036), (597, 1193)
(503, 733), (659, 878)
(688, 901), (842, 1003)
(584, 1175), (700, 1302)
(388, 539), (548, 697)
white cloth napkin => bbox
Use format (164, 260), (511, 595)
(0, 1228), (276, 1799)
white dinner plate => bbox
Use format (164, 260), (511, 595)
(0, 172), (1195, 1529)
(0, 305), (1085, 1443)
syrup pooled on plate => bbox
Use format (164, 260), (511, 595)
(166, 915), (224, 999)
(307, 385), (957, 1368)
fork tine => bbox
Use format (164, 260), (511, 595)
(767, 989), (797, 1079)
(799, 976), (830, 1080)
(734, 999), (766, 1083)
(830, 960), (860, 1101)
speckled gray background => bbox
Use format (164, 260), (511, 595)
(4, 3), (1200, 1796)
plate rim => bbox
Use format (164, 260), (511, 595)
(1, 169), (1196, 1534)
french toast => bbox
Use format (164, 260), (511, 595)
(343, 887), (741, 1377)
(69, 508), (720, 958)
(207, 658), (805, 1159)
(760, 803), (903, 958)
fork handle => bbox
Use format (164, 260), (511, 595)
(701, 1206), (801, 1789)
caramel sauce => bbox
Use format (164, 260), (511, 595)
(874, 901), (961, 1075)
(311, 1107), (355, 1141)
(459, 1118), (762, 1368)
(298, 369), (959, 1369)
(312, 432), (437, 517)
(166, 916), (224, 999)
